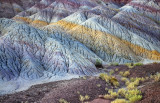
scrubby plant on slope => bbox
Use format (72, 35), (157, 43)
(99, 73), (119, 87)
(59, 98), (70, 103)
(79, 94), (90, 102)
(104, 89), (119, 100)
(95, 59), (103, 68)
(119, 71), (130, 77)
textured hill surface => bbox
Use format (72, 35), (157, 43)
(0, 0), (160, 94)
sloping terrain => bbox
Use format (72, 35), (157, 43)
(0, 0), (160, 95)
(0, 63), (160, 103)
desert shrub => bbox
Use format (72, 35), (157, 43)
(153, 73), (160, 82)
(127, 79), (140, 90)
(59, 98), (70, 103)
(125, 63), (134, 69)
(82, 76), (86, 80)
(118, 88), (127, 97)
(95, 59), (103, 68)
(104, 90), (118, 99)
(105, 87), (108, 91)
(145, 77), (149, 80)
(99, 73), (119, 87)
(125, 62), (143, 68)
(125, 89), (142, 102)
(109, 70), (115, 75)
(119, 71), (124, 76)
(127, 89), (141, 95)
(109, 76), (119, 87)
(119, 71), (130, 77)
(115, 68), (119, 72)
(153, 62), (158, 64)
(99, 73), (110, 83)
(134, 63), (143, 66)
(85, 95), (90, 100)
(121, 77), (129, 85)
(79, 95), (85, 102)
(130, 77), (135, 82)
(104, 94), (114, 99)
(123, 71), (130, 77)
(128, 95), (142, 103)
(77, 91), (80, 94)
(133, 79), (140, 86)
(110, 62), (119, 66)
(150, 75), (154, 79)
(111, 99), (128, 103)
(140, 77), (145, 82)
(79, 94), (90, 102)
(127, 83), (136, 90)
(97, 84), (101, 87)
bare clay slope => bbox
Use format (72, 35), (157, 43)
(0, 18), (102, 94)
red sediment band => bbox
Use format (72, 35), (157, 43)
(101, 0), (131, 4)
(129, 2), (160, 13)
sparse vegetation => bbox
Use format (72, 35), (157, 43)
(59, 98), (70, 103)
(97, 84), (101, 87)
(134, 63), (143, 66)
(109, 77), (119, 87)
(121, 77), (128, 82)
(99, 73), (119, 87)
(82, 76), (87, 80)
(153, 73), (160, 82)
(125, 63), (143, 68)
(99, 73), (110, 83)
(110, 63), (119, 66)
(77, 91), (80, 94)
(125, 89), (142, 103)
(79, 94), (90, 102)
(105, 87), (108, 91)
(118, 88), (127, 96)
(153, 62), (158, 64)
(127, 78), (141, 90)
(109, 70), (115, 75)
(128, 94), (142, 103)
(104, 90), (119, 99)
(115, 68), (119, 72)
(95, 59), (103, 68)
(118, 88), (142, 103)
(125, 63), (134, 69)
(119, 71), (130, 77)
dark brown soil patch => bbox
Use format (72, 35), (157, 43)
(138, 82), (160, 103)
(129, 63), (160, 78)
(106, 63), (160, 78)
(0, 77), (109, 103)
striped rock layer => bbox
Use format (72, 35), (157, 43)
(0, 0), (160, 94)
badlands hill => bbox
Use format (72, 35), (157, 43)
(0, 0), (160, 96)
